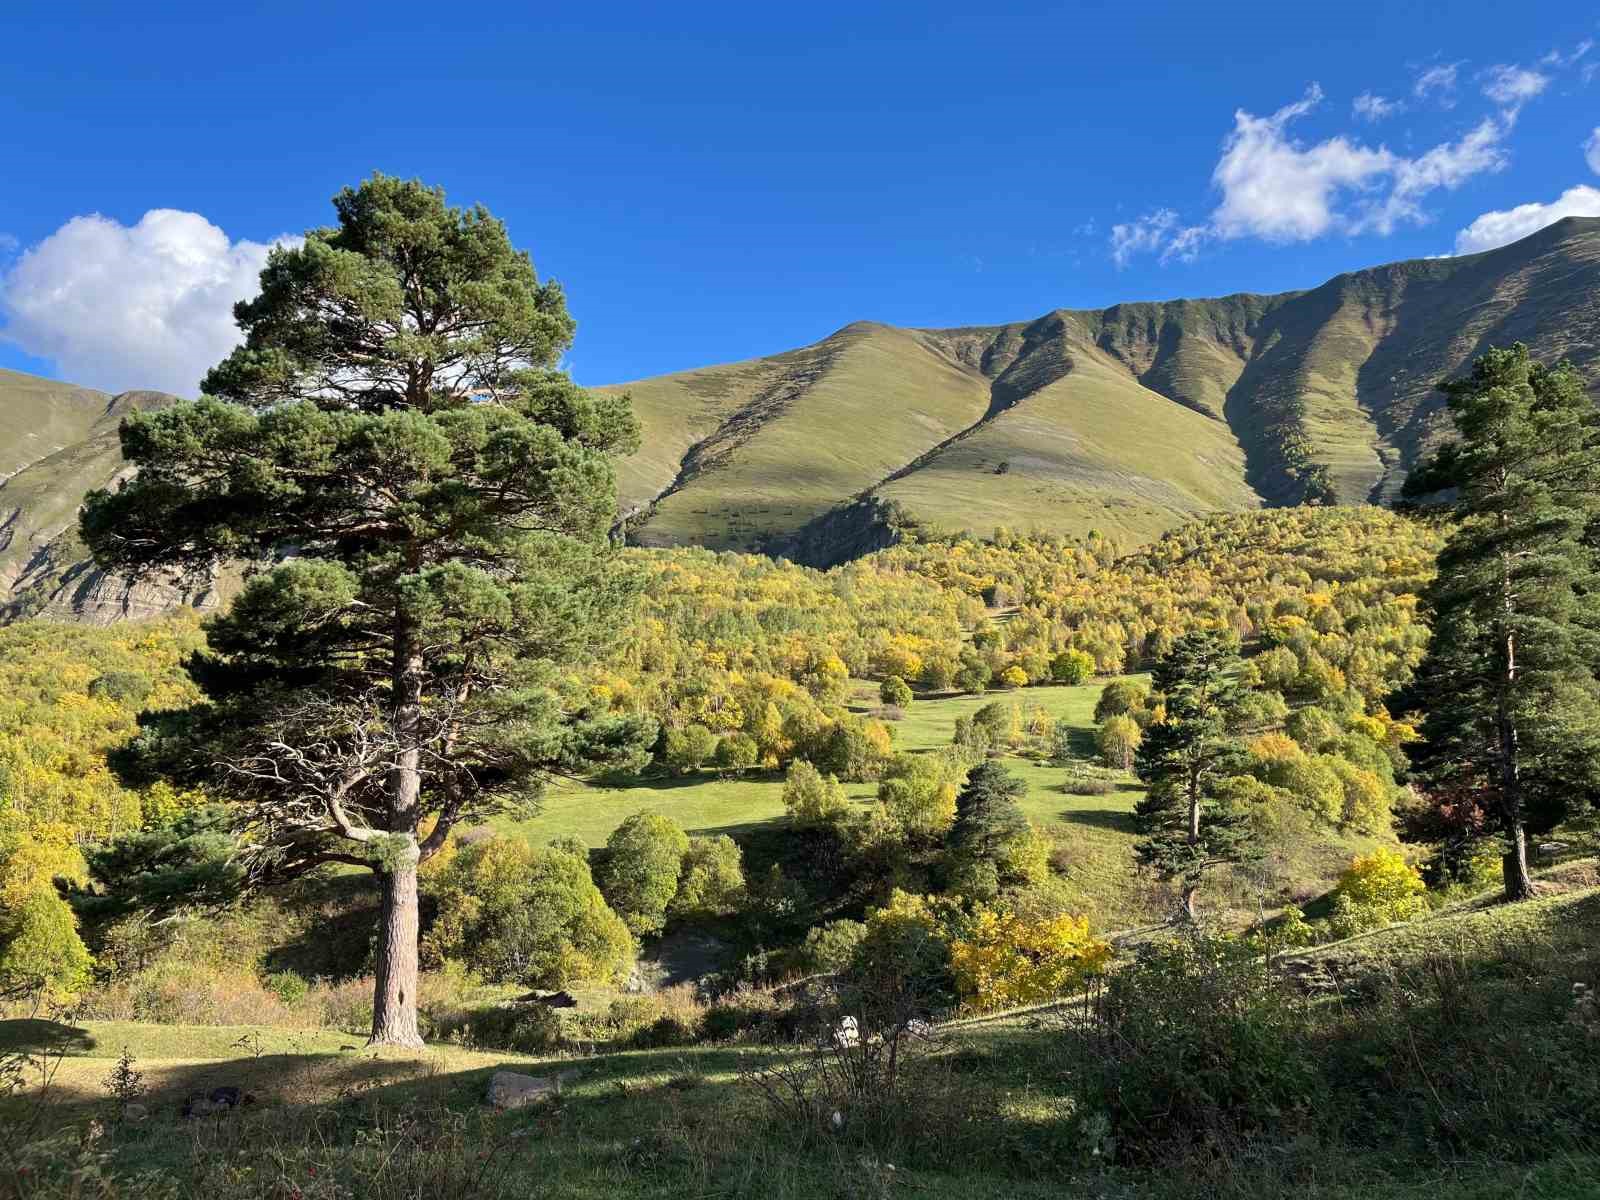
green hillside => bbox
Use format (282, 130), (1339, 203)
(4, 217), (1598, 614)
(609, 216), (1600, 558)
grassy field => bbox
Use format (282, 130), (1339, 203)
(504, 678), (1160, 928)
(8, 869), (1599, 1199)
(503, 675), (1384, 932)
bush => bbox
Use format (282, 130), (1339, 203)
(1051, 648), (1095, 685)
(879, 675), (914, 708)
(1329, 848), (1427, 936)
(801, 918), (868, 973)
(263, 969), (310, 1006)
(442, 1002), (563, 1054)
(663, 723), (717, 774)
(600, 811), (691, 937)
(0, 891), (93, 1000)
(781, 760), (851, 829)
(427, 836), (635, 985)
(948, 904), (1109, 1012)
(671, 835), (745, 920)
(1069, 934), (1316, 1160)
(998, 664), (1028, 689)
(1095, 713), (1142, 771)
(712, 731), (759, 777)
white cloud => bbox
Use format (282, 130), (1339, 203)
(1414, 62), (1461, 103)
(1110, 209), (1179, 267)
(1209, 85), (1399, 242)
(1353, 92), (1402, 121)
(1108, 85), (1511, 264)
(1542, 39), (1593, 68)
(1586, 127), (1600, 175)
(0, 210), (290, 395)
(1453, 184), (1600, 253)
(1480, 63), (1549, 114)
(1366, 117), (1508, 232)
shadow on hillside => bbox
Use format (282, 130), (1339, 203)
(593, 768), (785, 793)
(1057, 808), (1138, 833)
(0, 1018), (96, 1055)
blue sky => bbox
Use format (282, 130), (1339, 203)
(2, 1), (1597, 394)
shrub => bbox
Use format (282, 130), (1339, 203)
(671, 835), (745, 920)
(0, 891), (93, 1000)
(1069, 934), (1316, 1160)
(781, 760), (851, 829)
(998, 664), (1028, 689)
(948, 905), (1109, 1012)
(263, 969), (310, 1007)
(427, 836), (635, 985)
(1095, 713), (1142, 771)
(879, 675), (913, 708)
(600, 811), (691, 937)
(663, 723), (717, 774)
(1051, 648), (1095, 685)
(801, 918), (868, 973)
(712, 731), (759, 777)
(443, 1002), (563, 1054)
(1329, 848), (1427, 936)
(1093, 679), (1149, 723)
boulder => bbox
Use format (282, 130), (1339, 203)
(485, 1070), (568, 1110)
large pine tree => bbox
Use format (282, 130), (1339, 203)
(82, 176), (652, 1045)
(1132, 630), (1257, 921)
(1400, 344), (1600, 901)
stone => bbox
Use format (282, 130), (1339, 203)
(485, 1070), (570, 1110)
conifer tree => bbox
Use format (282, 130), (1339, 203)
(1400, 344), (1600, 900)
(1133, 630), (1256, 921)
(81, 175), (652, 1045)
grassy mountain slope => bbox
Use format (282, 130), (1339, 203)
(4, 218), (1598, 616)
(0, 371), (222, 622)
(611, 217), (1600, 557)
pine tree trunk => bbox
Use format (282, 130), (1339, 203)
(371, 616), (427, 1048)
(1496, 544), (1534, 902)
(369, 841), (424, 1048)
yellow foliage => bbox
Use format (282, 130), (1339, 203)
(949, 905), (1111, 1012)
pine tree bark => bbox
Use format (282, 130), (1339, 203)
(369, 840), (424, 1048)
(370, 618), (427, 1048)
(1496, 543), (1535, 902)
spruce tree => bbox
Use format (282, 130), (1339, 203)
(81, 175), (652, 1046)
(1133, 630), (1256, 921)
(1400, 344), (1600, 901)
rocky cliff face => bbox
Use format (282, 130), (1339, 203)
(0, 370), (226, 623)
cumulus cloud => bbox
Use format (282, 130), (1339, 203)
(1586, 127), (1600, 175)
(1108, 85), (1511, 264)
(0, 210), (290, 395)
(1209, 86), (1401, 242)
(1480, 64), (1549, 114)
(1453, 184), (1600, 253)
(1414, 62), (1461, 104)
(1353, 92), (1402, 121)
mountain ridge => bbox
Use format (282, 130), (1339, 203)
(2, 217), (1598, 616)
(604, 216), (1600, 557)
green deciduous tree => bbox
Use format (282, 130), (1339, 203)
(599, 810), (690, 936)
(1401, 345), (1600, 900)
(80, 175), (651, 1046)
(1097, 714), (1142, 771)
(1133, 631), (1258, 921)
(424, 836), (633, 987)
